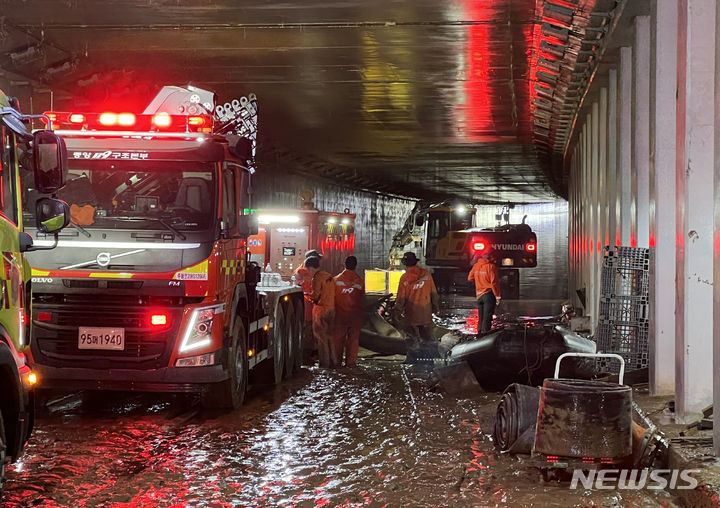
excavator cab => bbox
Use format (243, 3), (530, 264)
(423, 206), (475, 266)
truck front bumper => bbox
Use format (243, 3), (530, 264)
(33, 363), (229, 393)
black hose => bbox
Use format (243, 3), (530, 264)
(493, 384), (541, 454)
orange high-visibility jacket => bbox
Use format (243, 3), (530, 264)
(468, 258), (501, 299)
(312, 270), (335, 309)
(396, 265), (439, 326)
(334, 269), (365, 327)
(293, 264), (314, 320)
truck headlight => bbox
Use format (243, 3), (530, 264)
(178, 303), (225, 353)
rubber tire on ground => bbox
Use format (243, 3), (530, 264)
(293, 300), (304, 372)
(283, 303), (296, 379)
(201, 320), (248, 409)
(272, 305), (286, 385)
(0, 411), (6, 498)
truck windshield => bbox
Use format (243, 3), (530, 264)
(23, 161), (216, 232)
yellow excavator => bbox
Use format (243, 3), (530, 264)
(389, 202), (537, 297)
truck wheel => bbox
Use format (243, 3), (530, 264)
(201, 321), (248, 409)
(293, 300), (304, 372)
(0, 411), (6, 497)
(272, 306), (286, 384)
(283, 304), (296, 379)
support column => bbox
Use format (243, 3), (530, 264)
(608, 69), (619, 247)
(585, 117), (592, 312)
(571, 147), (579, 307)
(600, 88), (608, 252)
(591, 104), (600, 329)
(618, 47), (633, 246)
(649, 0), (677, 396)
(676, 0), (715, 422)
(713, 0), (720, 450)
(633, 16), (651, 248)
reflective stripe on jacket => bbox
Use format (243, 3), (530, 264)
(396, 265), (439, 327)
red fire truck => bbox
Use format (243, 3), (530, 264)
(24, 86), (304, 408)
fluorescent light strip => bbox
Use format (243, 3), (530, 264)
(257, 215), (300, 224)
(32, 240), (201, 249)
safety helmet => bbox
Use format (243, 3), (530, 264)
(401, 252), (418, 266)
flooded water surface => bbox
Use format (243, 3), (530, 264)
(4, 359), (681, 507)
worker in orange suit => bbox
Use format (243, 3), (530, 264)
(393, 252), (439, 361)
(306, 256), (337, 368)
(333, 256), (365, 367)
(468, 250), (501, 334)
(292, 250), (322, 363)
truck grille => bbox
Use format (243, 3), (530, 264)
(31, 299), (184, 370)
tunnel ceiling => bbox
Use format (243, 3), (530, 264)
(3, 0), (621, 203)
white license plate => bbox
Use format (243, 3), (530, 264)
(78, 327), (125, 350)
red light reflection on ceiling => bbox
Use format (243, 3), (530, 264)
(460, 1), (494, 142)
(458, 0), (536, 143)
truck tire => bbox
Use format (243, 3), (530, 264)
(201, 321), (248, 409)
(293, 300), (304, 372)
(272, 306), (286, 384)
(0, 411), (6, 498)
(283, 304), (296, 379)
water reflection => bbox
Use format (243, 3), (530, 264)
(4, 360), (678, 507)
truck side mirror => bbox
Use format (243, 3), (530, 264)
(414, 214), (425, 227)
(237, 214), (258, 236)
(19, 232), (33, 253)
(36, 197), (70, 233)
(33, 130), (68, 193)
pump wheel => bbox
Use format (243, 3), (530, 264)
(272, 306), (286, 385)
(284, 304), (298, 379)
(202, 320), (248, 409)
(0, 411), (6, 496)
(293, 299), (304, 372)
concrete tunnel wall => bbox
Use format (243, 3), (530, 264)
(253, 163), (570, 302)
(250, 167), (416, 274)
(564, 0), (720, 433)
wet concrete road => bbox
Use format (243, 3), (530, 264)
(5, 359), (682, 507)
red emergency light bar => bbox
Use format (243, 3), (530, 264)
(42, 111), (213, 133)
